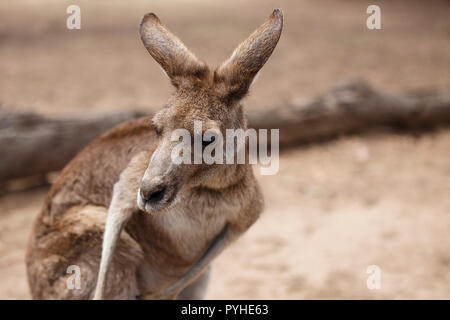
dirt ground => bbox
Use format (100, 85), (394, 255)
(0, 0), (449, 299)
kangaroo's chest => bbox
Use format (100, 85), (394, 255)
(128, 194), (238, 294)
(158, 205), (228, 251)
(148, 199), (232, 261)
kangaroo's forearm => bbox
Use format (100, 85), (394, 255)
(93, 206), (133, 300)
(93, 152), (146, 300)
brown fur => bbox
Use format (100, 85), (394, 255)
(26, 9), (282, 299)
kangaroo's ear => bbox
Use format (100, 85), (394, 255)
(214, 9), (283, 102)
(140, 13), (208, 87)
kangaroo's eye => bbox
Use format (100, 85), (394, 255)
(150, 123), (163, 136)
(202, 134), (216, 147)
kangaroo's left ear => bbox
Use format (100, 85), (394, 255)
(140, 13), (209, 88)
(214, 9), (283, 102)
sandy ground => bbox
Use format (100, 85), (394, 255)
(211, 130), (450, 299)
(0, 0), (449, 299)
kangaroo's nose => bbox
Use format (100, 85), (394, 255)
(140, 185), (166, 204)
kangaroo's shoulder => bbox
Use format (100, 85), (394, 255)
(43, 116), (157, 217)
(56, 115), (156, 184)
(96, 115), (154, 141)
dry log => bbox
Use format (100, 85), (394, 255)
(0, 109), (146, 182)
(1, 79), (450, 182)
(249, 79), (450, 147)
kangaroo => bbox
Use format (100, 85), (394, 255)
(26, 9), (283, 300)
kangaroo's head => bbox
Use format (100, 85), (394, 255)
(137, 9), (283, 213)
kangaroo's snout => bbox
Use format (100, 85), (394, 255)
(138, 177), (167, 213)
(137, 175), (178, 214)
(140, 184), (166, 204)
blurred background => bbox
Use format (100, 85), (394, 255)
(0, 0), (449, 299)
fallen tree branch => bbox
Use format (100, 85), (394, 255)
(0, 109), (146, 182)
(1, 79), (450, 182)
(249, 79), (450, 147)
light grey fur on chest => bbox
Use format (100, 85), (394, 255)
(151, 193), (237, 260)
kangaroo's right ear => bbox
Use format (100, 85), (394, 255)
(214, 9), (283, 103)
(140, 13), (208, 87)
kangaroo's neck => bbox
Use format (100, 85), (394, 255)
(197, 162), (250, 191)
